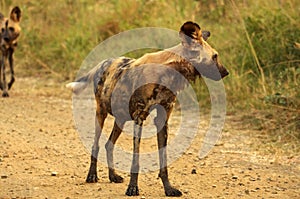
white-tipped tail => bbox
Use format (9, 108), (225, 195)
(66, 59), (110, 95)
(66, 82), (88, 95)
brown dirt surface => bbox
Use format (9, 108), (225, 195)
(0, 77), (299, 199)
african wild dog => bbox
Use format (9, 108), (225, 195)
(0, 6), (21, 97)
(67, 21), (228, 197)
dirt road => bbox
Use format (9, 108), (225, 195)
(0, 78), (299, 198)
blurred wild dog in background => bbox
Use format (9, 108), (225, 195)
(0, 6), (21, 97)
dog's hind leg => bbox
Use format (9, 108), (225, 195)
(7, 49), (15, 90)
(86, 108), (107, 183)
(126, 118), (143, 196)
(155, 105), (182, 197)
(105, 120), (124, 183)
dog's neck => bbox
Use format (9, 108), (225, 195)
(166, 43), (200, 61)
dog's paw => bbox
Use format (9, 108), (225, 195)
(109, 173), (124, 183)
(86, 173), (99, 183)
(125, 185), (139, 196)
(2, 92), (9, 97)
(165, 186), (182, 197)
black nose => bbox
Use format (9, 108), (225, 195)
(221, 68), (229, 78)
(4, 37), (10, 42)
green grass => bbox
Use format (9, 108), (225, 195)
(1, 0), (299, 153)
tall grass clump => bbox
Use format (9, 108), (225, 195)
(195, 0), (299, 153)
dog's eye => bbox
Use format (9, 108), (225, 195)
(9, 27), (15, 32)
(1, 28), (4, 33)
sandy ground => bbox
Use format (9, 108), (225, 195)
(0, 77), (299, 199)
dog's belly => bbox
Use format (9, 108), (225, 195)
(102, 83), (175, 122)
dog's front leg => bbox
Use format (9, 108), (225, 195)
(155, 107), (182, 197)
(8, 48), (15, 90)
(126, 118), (143, 196)
(0, 53), (9, 97)
(0, 54), (3, 91)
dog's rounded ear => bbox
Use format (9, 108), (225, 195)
(202, 30), (210, 41)
(10, 6), (21, 22)
(179, 21), (201, 45)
